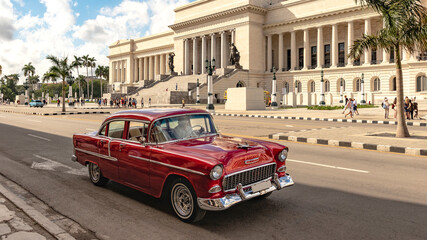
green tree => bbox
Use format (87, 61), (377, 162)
(22, 62), (35, 78)
(349, 0), (427, 138)
(42, 71), (58, 84)
(82, 55), (90, 99)
(72, 56), (83, 98)
(46, 55), (73, 112)
(89, 57), (96, 99)
(0, 74), (19, 101)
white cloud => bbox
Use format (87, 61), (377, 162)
(146, 0), (189, 35)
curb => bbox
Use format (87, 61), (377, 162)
(213, 113), (427, 127)
(269, 133), (427, 156)
(0, 109), (110, 116)
(0, 183), (75, 240)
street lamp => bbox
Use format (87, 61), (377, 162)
(339, 79), (344, 103)
(319, 69), (325, 105)
(66, 71), (75, 106)
(360, 73), (366, 104)
(196, 78), (200, 104)
(271, 67), (278, 108)
(205, 58), (215, 112)
(24, 78), (30, 104)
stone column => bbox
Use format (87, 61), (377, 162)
(278, 33), (284, 71)
(291, 31), (296, 70)
(381, 21), (389, 64)
(160, 54), (165, 74)
(317, 27), (324, 69)
(149, 56), (154, 80)
(211, 33), (216, 62)
(155, 55), (160, 76)
(231, 29), (236, 44)
(201, 35), (207, 74)
(221, 31), (226, 68)
(193, 37), (198, 75)
(364, 18), (371, 65)
(331, 24), (338, 68)
(347, 21), (354, 66)
(303, 29), (309, 69)
(184, 39), (190, 75)
(139, 58), (143, 81)
(144, 57), (148, 80)
(115, 62), (119, 83)
(267, 35), (272, 71)
(134, 58), (138, 83)
(122, 61), (125, 83)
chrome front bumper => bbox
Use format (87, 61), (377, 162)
(71, 154), (77, 162)
(197, 173), (294, 211)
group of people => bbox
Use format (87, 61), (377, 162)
(342, 96), (359, 118)
(108, 97), (151, 109)
(381, 96), (418, 120)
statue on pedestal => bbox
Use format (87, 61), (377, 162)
(229, 43), (241, 68)
(168, 53), (175, 73)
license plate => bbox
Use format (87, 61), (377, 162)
(251, 180), (271, 193)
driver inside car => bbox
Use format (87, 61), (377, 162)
(173, 117), (193, 139)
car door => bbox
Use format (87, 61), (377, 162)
(118, 120), (151, 190)
(97, 120), (126, 181)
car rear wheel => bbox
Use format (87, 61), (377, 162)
(88, 162), (109, 186)
(170, 178), (206, 223)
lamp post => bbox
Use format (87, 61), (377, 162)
(66, 71), (75, 98)
(339, 79), (344, 103)
(271, 67), (278, 108)
(319, 69), (325, 105)
(196, 78), (200, 104)
(360, 73), (366, 104)
(24, 78), (29, 104)
(205, 58), (215, 112)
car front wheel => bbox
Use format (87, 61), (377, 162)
(88, 162), (109, 186)
(170, 178), (206, 223)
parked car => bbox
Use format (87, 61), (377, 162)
(29, 100), (44, 108)
(72, 109), (294, 222)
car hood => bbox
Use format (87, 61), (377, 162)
(161, 135), (275, 173)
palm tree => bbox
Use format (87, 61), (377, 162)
(22, 62), (35, 78)
(349, 0), (427, 138)
(42, 71), (58, 84)
(72, 56), (83, 98)
(82, 55), (90, 99)
(89, 57), (96, 99)
(76, 75), (86, 97)
(46, 55), (73, 112)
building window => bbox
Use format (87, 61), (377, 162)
(298, 48), (304, 70)
(287, 49), (291, 71)
(338, 43), (345, 67)
(283, 82), (289, 93)
(309, 81), (315, 93)
(257, 82), (261, 88)
(371, 49), (377, 64)
(295, 81), (302, 93)
(418, 51), (427, 61)
(354, 58), (361, 66)
(311, 46), (317, 69)
(324, 44), (331, 68)
(338, 78), (346, 92)
(355, 79), (361, 92)
(391, 77), (396, 91)
(372, 77), (380, 91)
(324, 80), (330, 92)
(390, 47), (395, 63)
(416, 75), (427, 92)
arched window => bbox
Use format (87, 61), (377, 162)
(283, 82), (289, 93)
(390, 76), (396, 91)
(295, 81), (302, 93)
(337, 78), (345, 92)
(372, 77), (380, 92)
(417, 75), (427, 92)
(324, 80), (330, 92)
(354, 78), (361, 92)
(236, 81), (245, 87)
(309, 81), (315, 93)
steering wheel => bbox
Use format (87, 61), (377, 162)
(191, 125), (205, 136)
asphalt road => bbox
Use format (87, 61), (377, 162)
(0, 112), (426, 239)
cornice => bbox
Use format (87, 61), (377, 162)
(174, 0), (210, 12)
(169, 4), (267, 31)
(264, 7), (369, 30)
(134, 31), (174, 43)
(109, 39), (133, 49)
(108, 45), (174, 59)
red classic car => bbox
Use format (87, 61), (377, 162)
(72, 109), (294, 222)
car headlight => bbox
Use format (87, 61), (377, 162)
(210, 165), (223, 180)
(278, 149), (288, 162)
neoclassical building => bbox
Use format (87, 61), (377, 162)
(108, 0), (427, 107)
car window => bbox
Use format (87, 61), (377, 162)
(127, 121), (148, 142)
(107, 121), (125, 139)
(99, 125), (107, 136)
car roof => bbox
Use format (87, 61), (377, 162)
(105, 108), (210, 122)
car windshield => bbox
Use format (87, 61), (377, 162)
(150, 114), (217, 143)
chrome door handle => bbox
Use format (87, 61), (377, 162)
(119, 143), (126, 147)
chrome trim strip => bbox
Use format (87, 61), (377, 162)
(198, 174), (294, 211)
(75, 148), (118, 162)
(244, 157), (259, 165)
(129, 155), (206, 176)
(224, 162), (276, 178)
(224, 177), (273, 193)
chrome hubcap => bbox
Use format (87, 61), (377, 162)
(89, 163), (100, 182)
(172, 183), (193, 219)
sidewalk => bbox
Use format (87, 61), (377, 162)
(0, 104), (110, 116)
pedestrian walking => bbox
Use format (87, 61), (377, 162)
(392, 97), (397, 119)
(352, 98), (359, 115)
(181, 99), (185, 108)
(141, 97), (144, 108)
(382, 97), (390, 119)
(57, 99), (60, 107)
(404, 97), (410, 119)
(409, 98), (415, 120)
(149, 98), (151, 107)
(344, 98), (353, 118)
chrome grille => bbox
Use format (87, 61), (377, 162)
(223, 163), (276, 192)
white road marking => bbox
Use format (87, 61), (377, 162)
(31, 154), (87, 176)
(27, 119), (42, 123)
(27, 134), (51, 142)
(287, 159), (370, 174)
(285, 125), (294, 128)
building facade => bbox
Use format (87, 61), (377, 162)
(108, 0), (427, 106)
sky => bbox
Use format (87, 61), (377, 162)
(0, 0), (194, 84)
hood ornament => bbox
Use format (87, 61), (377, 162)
(237, 142), (252, 149)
